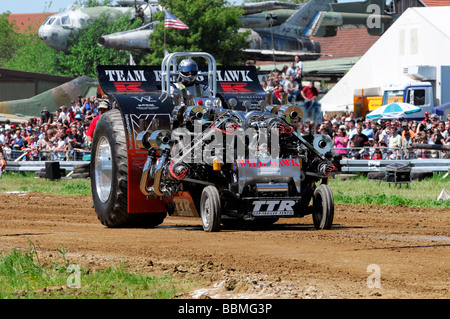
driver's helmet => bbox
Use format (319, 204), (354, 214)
(178, 59), (198, 86)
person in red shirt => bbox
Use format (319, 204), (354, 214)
(86, 100), (110, 145)
(301, 81), (319, 115)
(273, 84), (284, 103)
(0, 145), (6, 172)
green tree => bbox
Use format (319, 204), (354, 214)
(58, 12), (143, 78)
(146, 0), (249, 65)
(0, 12), (25, 67)
(73, 0), (113, 7)
(4, 32), (62, 75)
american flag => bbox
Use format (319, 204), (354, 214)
(164, 11), (189, 30)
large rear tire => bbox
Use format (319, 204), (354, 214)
(90, 109), (166, 228)
(200, 186), (222, 232)
(312, 184), (334, 230)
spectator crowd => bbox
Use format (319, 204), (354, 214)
(2, 60), (450, 163)
(322, 111), (450, 160)
(0, 95), (105, 161)
(262, 59), (450, 160)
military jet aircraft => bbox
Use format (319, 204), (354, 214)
(38, 0), (162, 52)
(0, 76), (99, 120)
(39, 0), (394, 61)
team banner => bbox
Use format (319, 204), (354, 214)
(97, 65), (265, 95)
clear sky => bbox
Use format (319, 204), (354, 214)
(1, 0), (246, 14)
(1, 0), (361, 14)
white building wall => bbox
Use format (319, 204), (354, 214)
(320, 7), (450, 112)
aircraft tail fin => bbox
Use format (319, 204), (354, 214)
(303, 11), (327, 37)
(303, 0), (393, 37)
(282, 0), (331, 31)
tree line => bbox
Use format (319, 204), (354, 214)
(0, 0), (252, 78)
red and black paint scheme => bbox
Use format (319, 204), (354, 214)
(96, 64), (268, 215)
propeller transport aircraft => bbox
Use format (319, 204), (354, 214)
(38, 0), (395, 62)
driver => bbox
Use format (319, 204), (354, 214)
(170, 59), (210, 104)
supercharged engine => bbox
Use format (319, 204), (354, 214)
(138, 100), (336, 198)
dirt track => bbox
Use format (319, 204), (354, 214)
(0, 192), (448, 299)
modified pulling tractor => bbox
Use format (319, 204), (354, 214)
(90, 52), (337, 232)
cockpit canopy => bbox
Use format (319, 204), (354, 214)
(42, 12), (92, 28)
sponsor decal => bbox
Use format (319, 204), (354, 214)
(104, 69), (147, 82)
(128, 113), (172, 149)
(132, 96), (158, 110)
(216, 70), (253, 82)
(251, 200), (296, 216)
(220, 82), (251, 92)
(152, 69), (254, 83)
(114, 82), (145, 92)
(236, 159), (300, 168)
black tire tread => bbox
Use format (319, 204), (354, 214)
(200, 186), (222, 232)
(312, 184), (334, 230)
(91, 109), (166, 228)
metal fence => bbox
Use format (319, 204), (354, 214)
(4, 149), (90, 162)
(339, 159), (450, 173)
(333, 146), (449, 160)
(336, 145), (450, 173)
(3, 149), (90, 173)
(3, 146), (449, 174)
(4, 160), (89, 173)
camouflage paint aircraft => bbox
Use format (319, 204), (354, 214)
(0, 76), (99, 122)
(39, 0), (395, 62)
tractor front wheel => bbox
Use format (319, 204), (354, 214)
(312, 184), (334, 230)
(200, 186), (222, 232)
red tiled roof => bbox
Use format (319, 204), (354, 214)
(311, 27), (380, 60)
(422, 0), (450, 6)
(7, 13), (56, 33)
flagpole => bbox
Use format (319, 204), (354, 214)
(164, 10), (166, 56)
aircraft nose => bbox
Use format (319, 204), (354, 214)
(38, 25), (47, 40)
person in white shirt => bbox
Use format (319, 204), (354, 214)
(283, 75), (299, 102)
(58, 106), (70, 122)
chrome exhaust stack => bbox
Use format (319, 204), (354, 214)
(138, 130), (172, 197)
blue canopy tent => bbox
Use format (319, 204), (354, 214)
(432, 102), (450, 116)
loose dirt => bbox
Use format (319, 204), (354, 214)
(0, 192), (448, 299)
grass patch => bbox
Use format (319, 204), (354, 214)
(329, 173), (450, 209)
(0, 171), (448, 208)
(0, 242), (194, 299)
(0, 172), (91, 195)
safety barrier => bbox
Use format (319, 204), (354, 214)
(337, 144), (450, 173)
(4, 149), (90, 162)
(339, 159), (450, 173)
(333, 146), (448, 160)
(3, 147), (449, 173)
(4, 160), (89, 173)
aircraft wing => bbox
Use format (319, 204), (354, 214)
(0, 113), (31, 125)
(243, 48), (331, 62)
(240, 1), (301, 15)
